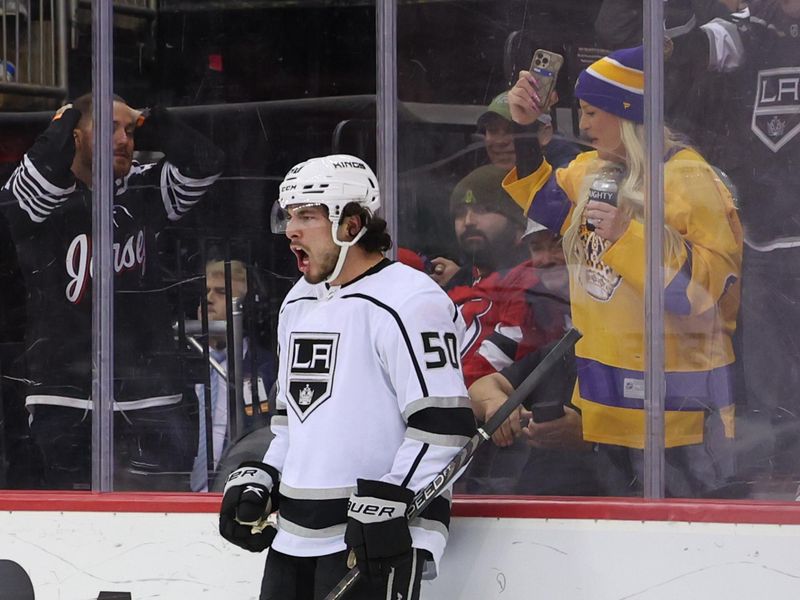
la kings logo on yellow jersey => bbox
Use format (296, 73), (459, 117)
(286, 332), (339, 421)
(577, 226), (622, 301)
(752, 67), (800, 152)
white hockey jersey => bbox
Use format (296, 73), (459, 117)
(264, 259), (475, 574)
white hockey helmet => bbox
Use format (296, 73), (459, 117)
(270, 154), (381, 284)
(270, 154), (380, 234)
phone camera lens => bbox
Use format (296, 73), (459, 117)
(535, 59), (541, 66)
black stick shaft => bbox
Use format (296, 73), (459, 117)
(481, 327), (581, 435)
(323, 328), (581, 600)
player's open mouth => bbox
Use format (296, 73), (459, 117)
(292, 247), (310, 272)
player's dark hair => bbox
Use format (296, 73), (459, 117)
(340, 202), (392, 253)
(72, 92), (129, 126)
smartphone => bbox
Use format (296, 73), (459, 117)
(529, 49), (564, 113)
(531, 400), (565, 423)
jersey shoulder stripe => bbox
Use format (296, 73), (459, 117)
(342, 291), (429, 397)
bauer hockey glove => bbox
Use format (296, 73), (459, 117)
(344, 478), (415, 585)
(219, 461), (280, 552)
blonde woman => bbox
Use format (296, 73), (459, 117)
(503, 46), (743, 497)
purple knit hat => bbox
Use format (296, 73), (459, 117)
(574, 46), (644, 123)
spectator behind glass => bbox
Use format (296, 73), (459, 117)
(461, 220), (581, 495)
(594, 0), (741, 154)
(396, 90), (580, 277)
(436, 169), (568, 394)
(477, 91), (580, 172)
(0, 94), (225, 490)
(190, 259), (276, 492)
(668, 0), (800, 486)
(430, 165), (530, 291)
(594, 0), (740, 49)
(503, 46), (743, 497)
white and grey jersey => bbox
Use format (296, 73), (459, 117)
(264, 259), (475, 574)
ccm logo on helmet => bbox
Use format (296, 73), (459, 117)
(280, 184), (297, 192)
(331, 161), (366, 169)
(348, 499), (397, 517)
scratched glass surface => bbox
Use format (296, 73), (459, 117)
(0, 0), (796, 504)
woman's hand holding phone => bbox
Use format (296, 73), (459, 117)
(508, 71), (559, 126)
(508, 71), (543, 126)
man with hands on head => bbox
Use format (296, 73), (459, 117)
(1, 93), (225, 490)
(219, 155), (475, 600)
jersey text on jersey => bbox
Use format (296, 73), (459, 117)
(65, 230), (146, 304)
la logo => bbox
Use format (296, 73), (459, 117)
(285, 332), (340, 421)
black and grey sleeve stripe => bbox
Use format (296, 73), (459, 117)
(160, 161), (221, 221)
(277, 483), (354, 539)
(404, 396), (476, 448)
(6, 156), (75, 223)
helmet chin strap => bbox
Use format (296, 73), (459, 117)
(323, 221), (368, 285)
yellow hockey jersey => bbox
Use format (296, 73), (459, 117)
(503, 149), (742, 448)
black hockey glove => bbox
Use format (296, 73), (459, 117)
(219, 461), (280, 552)
(344, 479), (414, 586)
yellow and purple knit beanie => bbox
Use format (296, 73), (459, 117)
(574, 46), (644, 123)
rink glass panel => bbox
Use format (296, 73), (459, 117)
(108, 0), (379, 493)
(0, 0), (794, 502)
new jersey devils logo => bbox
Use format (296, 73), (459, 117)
(285, 332), (339, 421)
(752, 67), (800, 153)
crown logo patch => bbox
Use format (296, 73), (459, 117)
(767, 115), (786, 138)
(298, 384), (314, 405)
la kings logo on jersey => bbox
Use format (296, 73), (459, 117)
(752, 67), (800, 152)
(286, 332), (339, 421)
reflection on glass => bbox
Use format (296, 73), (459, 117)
(663, 0), (800, 500)
(0, 0), (796, 503)
(394, 1), (800, 501)
(109, 2), (377, 493)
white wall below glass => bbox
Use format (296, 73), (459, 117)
(2, 511), (799, 599)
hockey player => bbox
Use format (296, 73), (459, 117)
(219, 155), (476, 599)
(1, 94), (225, 489)
(503, 46), (743, 497)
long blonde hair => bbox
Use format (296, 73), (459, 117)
(562, 119), (686, 270)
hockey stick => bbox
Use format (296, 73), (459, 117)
(323, 327), (582, 600)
